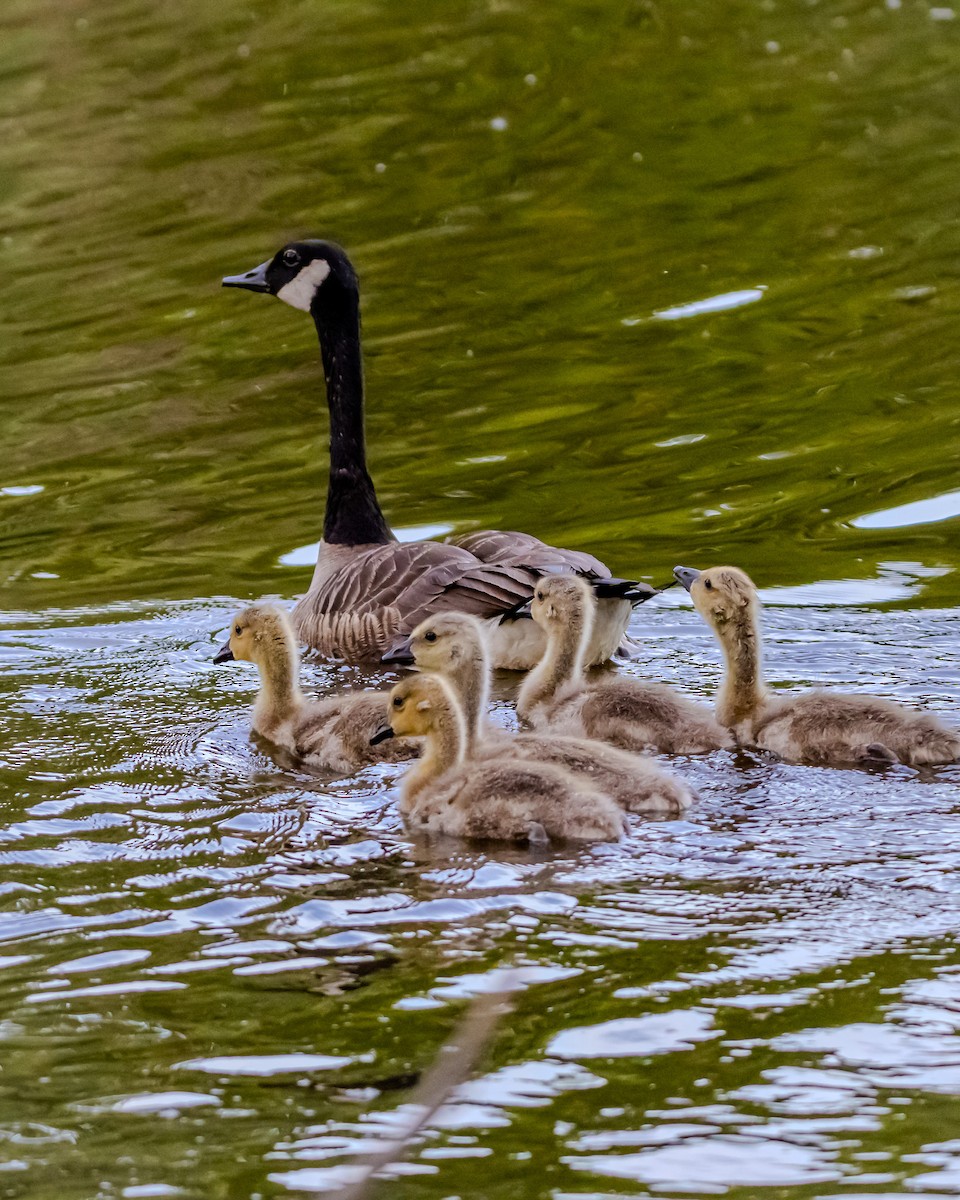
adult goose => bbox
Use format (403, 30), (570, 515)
(674, 564), (960, 766)
(222, 240), (652, 668)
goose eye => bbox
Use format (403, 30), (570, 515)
(424, 631), (437, 643)
(282, 248), (300, 267)
(392, 696), (404, 709)
(703, 579), (713, 591)
(234, 624), (242, 635)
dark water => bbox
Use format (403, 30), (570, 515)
(2, 0), (960, 1196)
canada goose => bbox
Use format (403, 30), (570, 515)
(516, 575), (733, 754)
(222, 240), (654, 668)
(372, 675), (626, 842)
(674, 564), (960, 766)
(387, 612), (694, 815)
(213, 603), (416, 773)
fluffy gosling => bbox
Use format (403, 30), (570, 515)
(516, 576), (732, 754)
(373, 674), (626, 843)
(389, 611), (693, 815)
(214, 603), (415, 773)
(674, 564), (960, 766)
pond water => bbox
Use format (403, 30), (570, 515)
(2, 0), (960, 1196)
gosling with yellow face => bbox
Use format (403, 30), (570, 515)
(214, 603), (415, 773)
(387, 612), (693, 815)
(373, 674), (626, 842)
(674, 564), (960, 766)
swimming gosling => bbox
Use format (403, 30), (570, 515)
(373, 674), (626, 843)
(214, 604), (415, 773)
(390, 612), (693, 815)
(674, 564), (960, 766)
(516, 576), (732, 754)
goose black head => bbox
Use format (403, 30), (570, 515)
(222, 240), (358, 314)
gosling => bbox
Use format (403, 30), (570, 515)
(674, 564), (960, 766)
(388, 612), (693, 815)
(516, 576), (732, 754)
(214, 604), (416, 773)
(372, 675), (626, 843)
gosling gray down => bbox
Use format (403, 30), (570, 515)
(387, 611), (694, 815)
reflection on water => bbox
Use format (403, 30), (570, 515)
(279, 525), (457, 569)
(650, 286), (767, 323)
(853, 488), (960, 531)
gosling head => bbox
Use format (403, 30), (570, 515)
(222, 239), (358, 315)
(406, 613), (488, 675)
(673, 565), (758, 632)
(529, 574), (594, 633)
(374, 675), (456, 742)
(214, 604), (295, 666)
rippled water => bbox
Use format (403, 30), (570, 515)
(2, 597), (958, 1197)
(3, 0), (960, 1195)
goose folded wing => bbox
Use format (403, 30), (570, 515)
(390, 559), (538, 629)
(324, 541), (537, 622)
(448, 530), (656, 603)
(447, 530), (610, 579)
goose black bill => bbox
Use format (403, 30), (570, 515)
(222, 260), (272, 293)
(370, 726), (395, 746)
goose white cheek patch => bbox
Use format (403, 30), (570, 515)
(276, 258), (332, 311)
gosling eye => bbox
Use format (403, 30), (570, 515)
(424, 631), (437, 643)
(703, 579), (713, 591)
(535, 590), (544, 602)
(392, 696), (404, 709)
(282, 247), (301, 267)
(234, 624), (242, 635)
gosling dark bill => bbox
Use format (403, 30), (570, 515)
(370, 726), (395, 746)
(213, 639), (235, 664)
(381, 636), (415, 665)
(673, 566), (701, 592)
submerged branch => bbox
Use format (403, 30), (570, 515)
(333, 976), (515, 1200)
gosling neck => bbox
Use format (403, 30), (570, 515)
(714, 603), (766, 731)
(310, 283), (393, 547)
(447, 642), (490, 753)
(519, 603), (591, 718)
(399, 701), (467, 810)
(252, 632), (304, 734)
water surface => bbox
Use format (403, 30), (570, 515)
(2, 0), (960, 1195)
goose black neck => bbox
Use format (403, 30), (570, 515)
(311, 284), (393, 546)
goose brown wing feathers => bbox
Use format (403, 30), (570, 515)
(447, 530), (611, 579)
(293, 540), (539, 659)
